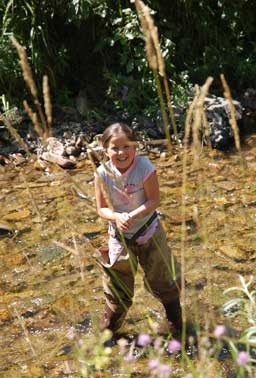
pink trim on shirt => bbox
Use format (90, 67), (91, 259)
(143, 168), (155, 183)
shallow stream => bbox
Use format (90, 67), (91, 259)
(1, 135), (256, 377)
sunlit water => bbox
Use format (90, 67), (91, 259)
(1, 135), (256, 377)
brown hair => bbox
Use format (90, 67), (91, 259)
(101, 122), (136, 148)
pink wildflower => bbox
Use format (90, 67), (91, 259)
(168, 339), (181, 353)
(213, 325), (226, 338)
(237, 351), (250, 366)
(158, 364), (172, 376)
(124, 353), (134, 362)
(148, 359), (159, 369)
(153, 337), (162, 350)
(137, 333), (152, 347)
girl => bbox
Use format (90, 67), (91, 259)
(94, 122), (182, 336)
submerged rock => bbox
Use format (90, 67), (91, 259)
(41, 151), (76, 169)
(0, 308), (12, 323)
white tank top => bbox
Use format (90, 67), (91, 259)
(97, 155), (156, 239)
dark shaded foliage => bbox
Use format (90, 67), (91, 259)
(0, 0), (255, 115)
(149, 0), (256, 93)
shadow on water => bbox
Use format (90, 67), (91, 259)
(1, 134), (256, 377)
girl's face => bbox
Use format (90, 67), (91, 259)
(106, 133), (136, 173)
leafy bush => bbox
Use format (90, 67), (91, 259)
(0, 34), (22, 100)
(103, 6), (192, 118)
(1, 0), (256, 116)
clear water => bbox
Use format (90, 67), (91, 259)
(1, 136), (256, 377)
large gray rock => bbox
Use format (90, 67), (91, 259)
(153, 93), (244, 150)
(204, 95), (243, 150)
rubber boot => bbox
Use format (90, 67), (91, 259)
(163, 298), (183, 337)
(164, 299), (197, 349)
(99, 304), (126, 334)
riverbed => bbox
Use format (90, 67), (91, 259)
(1, 135), (256, 377)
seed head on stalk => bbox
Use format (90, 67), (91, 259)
(134, 0), (164, 76)
(10, 36), (51, 139)
(134, 0), (181, 147)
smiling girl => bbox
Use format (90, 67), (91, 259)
(94, 122), (182, 337)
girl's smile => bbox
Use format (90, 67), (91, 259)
(106, 134), (136, 173)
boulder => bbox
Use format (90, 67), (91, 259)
(46, 137), (65, 155)
(204, 95), (243, 150)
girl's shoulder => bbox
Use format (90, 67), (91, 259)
(134, 155), (155, 180)
(97, 160), (111, 176)
(136, 155), (155, 169)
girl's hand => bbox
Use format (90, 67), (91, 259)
(115, 212), (132, 231)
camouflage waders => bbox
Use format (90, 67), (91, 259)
(96, 222), (182, 334)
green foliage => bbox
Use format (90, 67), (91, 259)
(0, 1), (60, 98)
(0, 94), (22, 125)
(103, 6), (191, 118)
(103, 6), (155, 115)
(0, 0), (255, 114)
(224, 275), (256, 333)
(151, 0), (256, 91)
(0, 33), (21, 98)
(0, 0), (107, 100)
(223, 275), (256, 376)
(75, 330), (113, 377)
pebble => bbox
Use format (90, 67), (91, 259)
(160, 151), (167, 160)
(0, 222), (15, 237)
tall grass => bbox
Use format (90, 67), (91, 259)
(134, 0), (179, 147)
(3, 3), (256, 378)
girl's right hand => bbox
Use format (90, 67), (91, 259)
(115, 212), (132, 231)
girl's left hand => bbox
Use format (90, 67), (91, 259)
(115, 212), (133, 231)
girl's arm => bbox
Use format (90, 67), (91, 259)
(94, 174), (132, 231)
(129, 171), (160, 220)
(94, 174), (116, 221)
